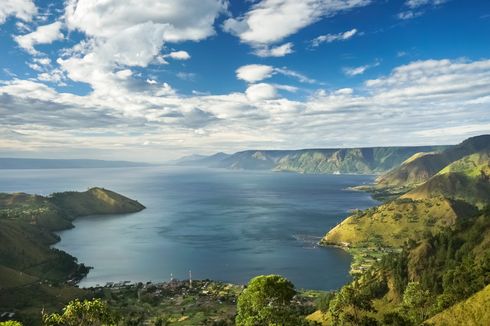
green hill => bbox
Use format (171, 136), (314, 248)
(314, 207), (490, 325)
(376, 135), (490, 187)
(0, 188), (144, 287)
(426, 284), (490, 326)
(322, 148), (490, 250)
(50, 187), (145, 218)
(315, 139), (490, 325)
(321, 197), (477, 249)
(402, 151), (490, 208)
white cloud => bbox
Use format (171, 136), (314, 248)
(223, 0), (370, 46)
(59, 0), (226, 93)
(397, 10), (423, 20)
(115, 69), (133, 80)
(274, 84), (299, 93)
(0, 0), (37, 24)
(255, 42), (294, 57)
(246, 83), (277, 101)
(236, 64), (275, 83)
(34, 57), (51, 66)
(334, 88), (353, 95)
(310, 28), (357, 47)
(37, 69), (66, 85)
(343, 61), (379, 76)
(64, 0), (227, 40)
(236, 64), (317, 84)
(14, 21), (64, 54)
(167, 51), (191, 60)
(406, 0), (447, 9)
(399, 0), (447, 20)
(275, 67), (317, 84)
(2, 58), (490, 160)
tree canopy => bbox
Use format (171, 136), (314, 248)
(42, 299), (119, 326)
(236, 274), (308, 326)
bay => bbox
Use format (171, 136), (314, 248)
(0, 166), (378, 290)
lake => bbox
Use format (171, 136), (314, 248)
(0, 166), (378, 290)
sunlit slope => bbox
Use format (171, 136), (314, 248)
(377, 134), (490, 187)
(426, 284), (490, 326)
(402, 151), (490, 208)
(322, 149), (489, 248)
(321, 197), (476, 247)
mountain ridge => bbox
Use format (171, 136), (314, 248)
(376, 134), (490, 187)
(178, 145), (450, 174)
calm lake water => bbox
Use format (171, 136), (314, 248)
(0, 166), (378, 290)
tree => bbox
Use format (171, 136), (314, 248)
(236, 275), (306, 326)
(329, 285), (376, 325)
(402, 282), (431, 324)
(42, 299), (119, 326)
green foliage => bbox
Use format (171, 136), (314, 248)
(344, 208), (490, 324)
(401, 282), (432, 324)
(382, 312), (412, 326)
(328, 285), (376, 326)
(315, 292), (335, 314)
(236, 275), (308, 326)
(42, 299), (119, 326)
(0, 322), (23, 326)
(426, 284), (490, 325)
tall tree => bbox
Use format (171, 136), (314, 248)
(236, 275), (307, 326)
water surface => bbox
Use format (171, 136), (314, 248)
(0, 166), (378, 290)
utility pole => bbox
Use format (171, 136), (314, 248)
(189, 270), (192, 288)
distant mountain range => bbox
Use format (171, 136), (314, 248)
(0, 158), (151, 169)
(177, 146), (449, 174)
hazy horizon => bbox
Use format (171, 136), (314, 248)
(0, 134), (476, 164)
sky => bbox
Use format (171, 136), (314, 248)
(0, 0), (489, 162)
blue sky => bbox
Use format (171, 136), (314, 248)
(0, 0), (489, 162)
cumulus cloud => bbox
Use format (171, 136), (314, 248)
(236, 64), (317, 84)
(246, 83), (277, 101)
(14, 21), (64, 54)
(254, 42), (294, 57)
(0, 0), (37, 24)
(223, 0), (370, 56)
(223, 0), (370, 45)
(310, 28), (357, 47)
(59, 0), (226, 93)
(64, 0), (227, 40)
(2, 36), (490, 160)
(236, 64), (275, 83)
(167, 51), (191, 60)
